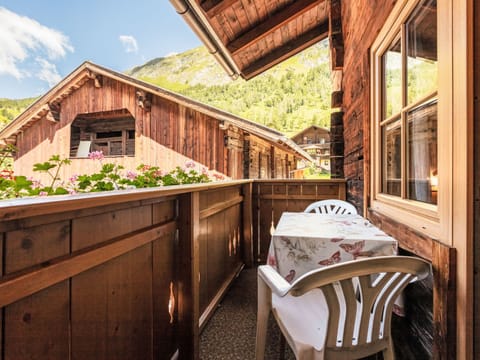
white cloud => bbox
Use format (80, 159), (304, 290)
(0, 7), (74, 81)
(119, 35), (138, 53)
(36, 58), (62, 87)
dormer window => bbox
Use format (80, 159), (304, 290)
(70, 109), (135, 157)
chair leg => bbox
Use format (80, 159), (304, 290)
(256, 274), (272, 360)
(382, 346), (395, 360)
(279, 333), (286, 360)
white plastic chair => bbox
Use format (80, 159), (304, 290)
(304, 199), (358, 215)
(255, 256), (430, 360)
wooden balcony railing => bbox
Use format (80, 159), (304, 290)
(0, 179), (453, 359)
(0, 180), (257, 360)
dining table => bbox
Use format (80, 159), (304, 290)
(266, 211), (404, 315)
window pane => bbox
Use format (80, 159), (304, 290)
(382, 119), (401, 196)
(406, 0), (437, 104)
(382, 37), (402, 118)
(407, 100), (437, 204)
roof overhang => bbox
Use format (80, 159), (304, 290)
(170, 0), (331, 80)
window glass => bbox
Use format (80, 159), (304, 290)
(378, 0), (437, 204)
(407, 99), (437, 204)
(383, 37), (402, 118)
(406, 0), (437, 104)
(382, 118), (402, 196)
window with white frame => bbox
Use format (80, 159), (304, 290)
(370, 0), (452, 238)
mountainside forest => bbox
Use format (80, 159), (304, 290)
(0, 97), (38, 127)
(127, 40), (332, 136)
(1, 40), (332, 137)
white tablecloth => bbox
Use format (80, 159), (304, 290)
(266, 212), (403, 314)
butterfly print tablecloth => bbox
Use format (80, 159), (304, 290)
(267, 212), (398, 278)
(267, 212), (404, 314)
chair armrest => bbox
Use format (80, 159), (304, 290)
(258, 265), (292, 297)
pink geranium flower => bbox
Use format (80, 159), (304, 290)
(88, 151), (104, 161)
(126, 171), (137, 180)
(185, 160), (195, 169)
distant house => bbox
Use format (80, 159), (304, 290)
(291, 125), (330, 172)
(0, 62), (311, 183)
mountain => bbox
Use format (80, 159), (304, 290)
(1, 40), (332, 137)
(127, 40), (332, 136)
(0, 97), (38, 128)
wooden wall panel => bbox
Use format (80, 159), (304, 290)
(341, 0), (396, 209)
(4, 282), (70, 360)
(71, 205), (152, 250)
(4, 220), (70, 274)
(71, 245), (153, 360)
(152, 198), (177, 225)
(206, 211), (226, 304)
(203, 189), (227, 307)
(152, 231), (178, 359)
(198, 214), (209, 314)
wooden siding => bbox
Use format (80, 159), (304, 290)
(0, 181), (250, 360)
(291, 126), (330, 145)
(11, 76), (298, 183)
(341, 0), (397, 210)
(340, 1), (458, 359)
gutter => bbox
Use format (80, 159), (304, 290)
(169, 0), (240, 79)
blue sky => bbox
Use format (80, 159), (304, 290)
(0, 0), (201, 99)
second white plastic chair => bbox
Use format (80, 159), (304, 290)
(304, 199), (358, 215)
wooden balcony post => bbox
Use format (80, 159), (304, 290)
(242, 182), (254, 267)
(177, 192), (200, 360)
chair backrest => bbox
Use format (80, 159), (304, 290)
(289, 256), (430, 359)
(304, 199), (358, 215)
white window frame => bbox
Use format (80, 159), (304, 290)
(370, 0), (452, 241)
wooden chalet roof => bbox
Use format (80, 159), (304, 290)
(0, 61), (312, 162)
(292, 125), (330, 139)
(170, 0), (332, 80)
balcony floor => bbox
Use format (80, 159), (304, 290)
(200, 267), (295, 359)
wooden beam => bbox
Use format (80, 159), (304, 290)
(227, 0), (320, 55)
(199, 195), (243, 220)
(328, 0), (344, 69)
(201, 0), (236, 18)
(242, 182), (253, 267)
(242, 23), (329, 80)
(177, 192), (200, 359)
(432, 241), (456, 360)
(48, 103), (60, 122)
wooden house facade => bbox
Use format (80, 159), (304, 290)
(0, 62), (310, 183)
(291, 125), (331, 172)
(170, 0), (476, 359)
